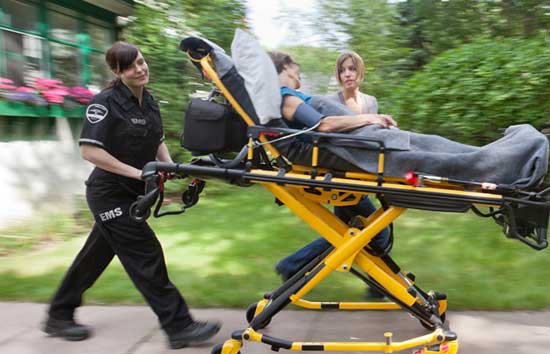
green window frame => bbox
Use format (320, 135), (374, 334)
(0, 0), (117, 90)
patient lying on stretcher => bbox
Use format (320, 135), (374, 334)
(267, 51), (549, 191)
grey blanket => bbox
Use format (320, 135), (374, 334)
(309, 96), (549, 188)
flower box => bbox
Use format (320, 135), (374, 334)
(0, 101), (86, 119)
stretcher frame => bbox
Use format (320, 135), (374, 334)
(130, 44), (550, 354)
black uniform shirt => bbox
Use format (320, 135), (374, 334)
(79, 80), (164, 189)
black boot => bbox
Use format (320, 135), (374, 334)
(167, 320), (221, 349)
(43, 317), (92, 341)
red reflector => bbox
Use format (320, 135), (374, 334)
(441, 343), (450, 353)
(405, 171), (419, 186)
(260, 131), (281, 137)
(202, 70), (212, 81)
(413, 349), (424, 354)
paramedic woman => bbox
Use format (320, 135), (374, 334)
(43, 42), (220, 349)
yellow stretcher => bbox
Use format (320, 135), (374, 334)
(129, 37), (550, 354)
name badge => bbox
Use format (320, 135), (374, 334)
(131, 117), (146, 125)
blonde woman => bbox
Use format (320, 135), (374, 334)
(327, 51), (378, 114)
(273, 51), (391, 300)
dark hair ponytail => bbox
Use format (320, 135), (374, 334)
(105, 78), (121, 89)
(103, 41), (140, 89)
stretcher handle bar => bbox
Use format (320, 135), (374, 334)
(512, 229), (548, 250)
(142, 161), (245, 181)
(247, 126), (387, 150)
(140, 162), (550, 209)
(142, 161), (499, 206)
(129, 174), (160, 221)
(501, 202), (549, 250)
(503, 195), (550, 208)
(129, 163), (188, 221)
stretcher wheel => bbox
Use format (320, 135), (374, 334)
(245, 302), (271, 329)
(419, 312), (446, 330)
(211, 343), (240, 354)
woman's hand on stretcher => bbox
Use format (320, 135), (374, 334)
(362, 114), (397, 129)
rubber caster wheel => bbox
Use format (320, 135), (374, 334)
(245, 302), (271, 329)
(420, 312), (446, 330)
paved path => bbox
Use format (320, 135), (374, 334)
(1, 302), (549, 354)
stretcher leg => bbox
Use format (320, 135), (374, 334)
(229, 183), (457, 353)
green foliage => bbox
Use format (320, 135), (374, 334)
(316, 0), (550, 108)
(2, 187), (550, 309)
(123, 1), (246, 162)
(388, 36), (550, 144)
(178, 0), (247, 50)
(395, 0), (550, 75)
(317, 0), (411, 100)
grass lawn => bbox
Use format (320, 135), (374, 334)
(1, 184), (549, 310)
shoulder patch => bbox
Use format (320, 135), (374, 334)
(86, 104), (109, 124)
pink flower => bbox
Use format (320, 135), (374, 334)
(33, 78), (64, 91)
(70, 86), (94, 99)
(43, 94), (64, 104)
(0, 78), (14, 84)
(16, 86), (36, 93)
(2, 76), (95, 106)
(42, 88), (69, 97)
(0, 83), (16, 90)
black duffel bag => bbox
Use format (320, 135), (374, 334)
(181, 98), (248, 154)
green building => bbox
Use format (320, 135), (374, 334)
(0, 0), (134, 140)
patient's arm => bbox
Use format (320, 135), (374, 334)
(318, 114), (396, 132)
(281, 95), (396, 133)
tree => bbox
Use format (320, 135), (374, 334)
(390, 36), (550, 144)
(316, 0), (411, 104)
(124, 0), (246, 162)
(395, 0), (550, 74)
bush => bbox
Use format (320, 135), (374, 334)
(387, 36), (550, 144)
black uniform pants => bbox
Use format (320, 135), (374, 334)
(48, 181), (193, 334)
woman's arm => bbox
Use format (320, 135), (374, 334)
(80, 145), (142, 180)
(281, 95), (396, 133)
(156, 142), (173, 163)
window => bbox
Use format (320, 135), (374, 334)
(89, 52), (112, 91)
(48, 6), (79, 43)
(87, 20), (114, 51)
(0, 0), (116, 94)
(1, 29), (47, 86)
(50, 42), (79, 86)
(0, 0), (39, 32)
(86, 18), (115, 90)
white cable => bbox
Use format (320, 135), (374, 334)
(254, 121), (321, 148)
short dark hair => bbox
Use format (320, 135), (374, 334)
(268, 51), (298, 74)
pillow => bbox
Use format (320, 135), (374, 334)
(231, 28), (281, 124)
